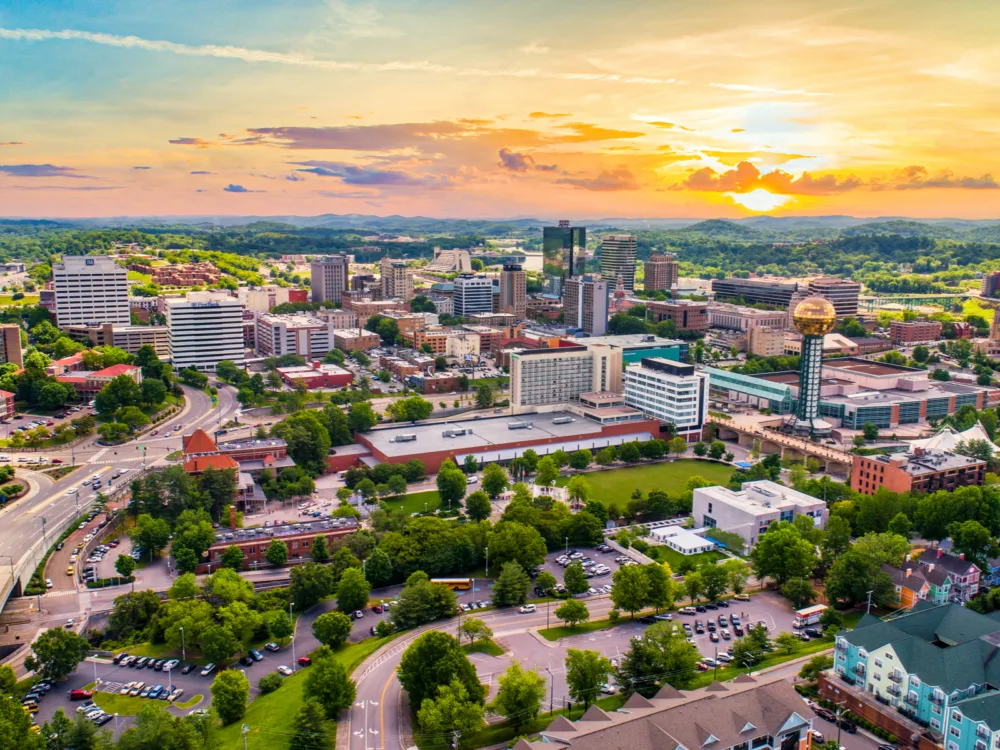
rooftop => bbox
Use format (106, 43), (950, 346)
(566, 333), (684, 349)
(184, 454), (240, 473)
(92, 363), (140, 378)
(183, 429), (219, 455)
(822, 356), (923, 376)
(258, 312), (329, 327)
(869, 449), (987, 475)
(275, 363), (350, 378)
(362, 410), (610, 457)
(694, 480), (824, 515)
(218, 437), (288, 452)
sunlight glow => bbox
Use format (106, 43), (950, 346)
(727, 189), (791, 212)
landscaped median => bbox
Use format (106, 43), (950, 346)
(219, 632), (401, 750)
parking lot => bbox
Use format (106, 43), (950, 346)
(537, 545), (627, 596)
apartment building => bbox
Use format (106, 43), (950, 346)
(623, 357), (707, 440)
(807, 276), (861, 318)
(53, 256), (130, 328)
(165, 292), (245, 371)
(426, 248), (472, 273)
(599, 234), (638, 291)
(747, 326), (787, 357)
(342, 296), (407, 325)
(380, 258), (414, 301)
(498, 264), (527, 319)
(242, 286), (310, 312)
(313, 308), (359, 329)
(255, 313), (339, 358)
(563, 276), (609, 335)
(692, 480), (828, 549)
(850, 450), (987, 495)
(453, 274), (494, 317)
(890, 319), (943, 345)
(310, 255), (350, 304)
(510, 345), (619, 413)
(644, 252), (678, 292)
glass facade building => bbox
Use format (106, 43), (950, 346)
(542, 223), (586, 294)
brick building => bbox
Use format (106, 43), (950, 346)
(646, 299), (709, 333)
(275, 362), (353, 389)
(850, 449), (986, 495)
(890, 318), (943, 345)
(333, 330), (380, 352)
(201, 517), (360, 573)
(406, 372), (462, 393)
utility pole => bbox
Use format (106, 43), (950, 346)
(835, 702), (845, 748)
(485, 546), (489, 577)
(546, 666), (554, 714)
(180, 626), (186, 661)
(866, 589), (874, 615)
(290, 601), (296, 671)
(241, 724), (249, 750)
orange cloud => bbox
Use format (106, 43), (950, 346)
(681, 161), (862, 195)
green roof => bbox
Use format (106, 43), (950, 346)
(953, 690), (1000, 729)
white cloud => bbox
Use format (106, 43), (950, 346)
(519, 41), (550, 54)
(325, 0), (402, 38)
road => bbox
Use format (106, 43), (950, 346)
(0, 384), (241, 612)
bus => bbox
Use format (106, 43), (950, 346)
(792, 604), (827, 628)
(430, 578), (472, 591)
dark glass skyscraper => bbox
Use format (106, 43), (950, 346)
(542, 220), (586, 295)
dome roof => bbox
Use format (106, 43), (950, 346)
(793, 296), (837, 336)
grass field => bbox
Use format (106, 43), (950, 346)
(384, 489), (442, 515)
(0, 294), (39, 307)
(555, 459), (733, 506)
(216, 633), (400, 750)
(127, 270), (153, 283)
(538, 615), (620, 641)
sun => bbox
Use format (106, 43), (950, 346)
(727, 189), (792, 212)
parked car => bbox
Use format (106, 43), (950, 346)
(249, 649), (263, 662)
(69, 689), (93, 701)
(264, 642), (280, 653)
(181, 663), (197, 675)
(200, 663), (216, 677)
(277, 666), (293, 676)
(297, 657), (311, 667)
(239, 656), (254, 667)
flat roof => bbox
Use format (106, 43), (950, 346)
(363, 410), (609, 457)
(695, 480), (823, 515)
(823, 357), (923, 376)
(565, 334), (683, 349)
(212, 516), (359, 546)
(219, 437), (288, 451)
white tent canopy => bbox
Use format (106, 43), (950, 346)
(908, 421), (1000, 455)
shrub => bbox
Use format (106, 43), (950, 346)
(258, 672), (284, 694)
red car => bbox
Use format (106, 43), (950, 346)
(50, 459), (63, 464)
(297, 657), (311, 667)
(70, 689), (93, 701)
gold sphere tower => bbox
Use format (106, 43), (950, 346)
(792, 296), (836, 437)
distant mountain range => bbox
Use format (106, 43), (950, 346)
(5, 213), (1000, 241)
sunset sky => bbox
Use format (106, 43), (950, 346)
(3, 0), (1000, 219)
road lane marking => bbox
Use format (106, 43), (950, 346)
(379, 667), (394, 750)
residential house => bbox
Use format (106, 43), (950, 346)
(882, 563), (931, 609)
(918, 549), (981, 602)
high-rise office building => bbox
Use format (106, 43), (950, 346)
(310, 255), (349, 304)
(498, 264), (527, 320)
(711, 278), (799, 307)
(807, 277), (861, 319)
(600, 234), (638, 292)
(624, 358), (708, 440)
(542, 220), (586, 295)
(644, 253), (679, 292)
(453, 274), (493, 317)
(165, 292), (244, 371)
(53, 256), (130, 328)
(509, 344), (619, 413)
(0, 325), (22, 367)
(379, 257), (414, 301)
(563, 276), (609, 335)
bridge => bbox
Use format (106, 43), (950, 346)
(858, 291), (976, 312)
(711, 415), (854, 475)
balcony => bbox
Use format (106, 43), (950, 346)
(853, 666), (867, 678)
(905, 694), (919, 707)
(889, 673), (903, 684)
(839, 673), (857, 686)
(888, 685), (901, 697)
(930, 694), (944, 706)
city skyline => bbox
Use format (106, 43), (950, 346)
(4, 0), (1000, 218)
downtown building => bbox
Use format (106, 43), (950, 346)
(542, 220), (586, 295)
(711, 277), (800, 307)
(510, 345), (620, 413)
(254, 313), (339, 358)
(165, 292), (244, 371)
(309, 255), (350, 304)
(600, 233), (638, 291)
(53, 255), (130, 328)
(498, 264), (527, 319)
(623, 357), (708, 441)
(807, 276), (861, 319)
(563, 275), (609, 335)
(380, 258), (414, 301)
(453, 273), (494, 317)
(644, 252), (679, 292)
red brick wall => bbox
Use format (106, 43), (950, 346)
(326, 450), (369, 473)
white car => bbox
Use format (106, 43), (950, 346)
(466, 475), (479, 484)
(276, 665), (293, 676)
(587, 587), (599, 596)
(518, 604), (536, 614)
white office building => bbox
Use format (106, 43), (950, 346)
(453, 274), (494, 317)
(165, 292), (244, 371)
(623, 357), (707, 439)
(600, 234), (638, 292)
(692, 480), (829, 550)
(53, 256), (130, 328)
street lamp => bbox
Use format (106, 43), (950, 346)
(180, 626), (186, 662)
(290, 601), (296, 671)
(485, 546), (489, 578)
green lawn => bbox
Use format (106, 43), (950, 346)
(555, 459), (733, 507)
(462, 639), (504, 657)
(538, 615), (621, 641)
(128, 270), (153, 283)
(384, 489), (442, 515)
(93, 689), (203, 714)
(216, 633), (400, 750)
(0, 294), (39, 307)
(647, 546), (727, 569)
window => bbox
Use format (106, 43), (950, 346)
(931, 719), (941, 731)
(751, 736), (772, 749)
(875, 658), (883, 668)
(911, 676), (920, 686)
(953, 711), (963, 723)
(859, 649), (868, 659)
(950, 726), (961, 738)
